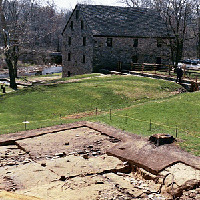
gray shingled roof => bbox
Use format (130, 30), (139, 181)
(77, 4), (172, 38)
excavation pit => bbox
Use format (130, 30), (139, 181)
(0, 121), (199, 199)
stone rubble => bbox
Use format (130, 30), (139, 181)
(0, 145), (31, 167)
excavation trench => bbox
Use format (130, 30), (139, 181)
(0, 122), (200, 200)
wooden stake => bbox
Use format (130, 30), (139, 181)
(149, 119), (151, 131)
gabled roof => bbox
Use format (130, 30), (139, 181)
(63, 4), (172, 38)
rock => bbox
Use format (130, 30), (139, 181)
(55, 152), (66, 157)
(97, 150), (101, 154)
(83, 154), (89, 159)
(18, 152), (26, 155)
(189, 192), (196, 198)
(92, 152), (97, 156)
(182, 179), (200, 191)
(189, 189), (197, 194)
(60, 176), (66, 181)
(138, 180), (142, 184)
(7, 162), (16, 166)
(77, 150), (85, 154)
(22, 160), (30, 164)
(196, 188), (200, 194)
(65, 142), (69, 145)
(148, 194), (154, 199)
(41, 163), (46, 167)
(130, 179), (138, 185)
(117, 172), (124, 176)
(95, 180), (104, 184)
(46, 155), (53, 159)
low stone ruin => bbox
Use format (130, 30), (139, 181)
(0, 122), (199, 199)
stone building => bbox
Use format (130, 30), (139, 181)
(62, 4), (173, 77)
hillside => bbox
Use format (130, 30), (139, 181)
(0, 74), (199, 155)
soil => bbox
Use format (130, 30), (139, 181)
(0, 121), (200, 200)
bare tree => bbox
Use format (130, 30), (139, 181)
(0, 0), (37, 89)
(156, 0), (193, 65)
(0, 0), (19, 89)
(0, 0), (70, 89)
(119, 0), (154, 7)
(121, 0), (194, 65)
(195, 1), (200, 58)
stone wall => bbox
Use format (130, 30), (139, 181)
(62, 9), (94, 77)
(93, 37), (171, 72)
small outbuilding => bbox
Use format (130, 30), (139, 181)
(62, 4), (173, 77)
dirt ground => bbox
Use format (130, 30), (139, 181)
(0, 122), (200, 200)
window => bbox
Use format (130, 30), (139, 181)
(68, 37), (71, 46)
(83, 55), (86, 63)
(132, 55), (138, 63)
(157, 38), (162, 47)
(133, 39), (138, 47)
(76, 10), (79, 19)
(70, 21), (73, 30)
(81, 21), (84, 29)
(68, 53), (71, 61)
(83, 37), (86, 46)
(107, 38), (112, 47)
(156, 57), (161, 64)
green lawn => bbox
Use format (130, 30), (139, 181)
(0, 74), (199, 155)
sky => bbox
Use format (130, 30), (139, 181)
(53, 0), (125, 11)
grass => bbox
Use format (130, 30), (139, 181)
(0, 74), (199, 156)
(84, 91), (200, 155)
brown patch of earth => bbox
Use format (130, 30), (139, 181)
(0, 121), (199, 200)
(64, 111), (96, 119)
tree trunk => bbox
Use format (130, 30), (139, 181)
(5, 56), (17, 90)
(13, 45), (19, 78)
(198, 17), (200, 58)
(198, 33), (200, 58)
(169, 39), (175, 65)
(175, 39), (180, 67)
